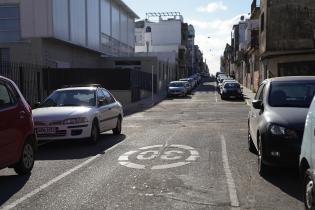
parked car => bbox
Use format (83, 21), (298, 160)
(180, 81), (192, 93)
(167, 81), (188, 97)
(300, 96), (315, 210)
(216, 72), (225, 79)
(32, 85), (123, 143)
(0, 76), (37, 175)
(220, 82), (243, 100)
(248, 76), (315, 176)
(219, 78), (236, 92)
(180, 78), (195, 89)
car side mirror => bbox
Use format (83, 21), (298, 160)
(98, 99), (105, 107)
(33, 102), (41, 109)
(252, 100), (263, 109)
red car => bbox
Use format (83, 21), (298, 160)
(0, 76), (37, 175)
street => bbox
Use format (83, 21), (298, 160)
(0, 79), (303, 210)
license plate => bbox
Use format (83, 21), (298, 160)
(230, 96), (236, 99)
(36, 127), (57, 134)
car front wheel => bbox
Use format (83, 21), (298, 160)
(89, 121), (100, 144)
(258, 136), (269, 176)
(305, 170), (315, 210)
(113, 117), (122, 135)
(248, 126), (256, 154)
(14, 139), (35, 175)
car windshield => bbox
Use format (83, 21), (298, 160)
(269, 81), (315, 108)
(169, 82), (184, 87)
(224, 83), (240, 88)
(40, 89), (96, 107)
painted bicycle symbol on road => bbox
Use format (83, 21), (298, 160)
(118, 144), (200, 170)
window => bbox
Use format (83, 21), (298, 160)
(269, 82), (315, 108)
(260, 13), (264, 33)
(255, 83), (265, 100)
(0, 82), (16, 109)
(0, 5), (20, 43)
(102, 89), (115, 104)
(97, 89), (108, 106)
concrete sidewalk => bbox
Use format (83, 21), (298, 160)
(123, 93), (166, 116)
(242, 86), (256, 106)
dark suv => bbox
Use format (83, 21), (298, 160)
(248, 76), (315, 175)
(0, 76), (37, 175)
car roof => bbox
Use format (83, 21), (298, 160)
(266, 76), (315, 83)
(56, 87), (98, 91)
(170, 81), (186, 83)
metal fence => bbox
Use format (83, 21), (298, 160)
(0, 63), (158, 105)
(0, 62), (44, 105)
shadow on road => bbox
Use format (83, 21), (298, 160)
(263, 168), (303, 202)
(0, 174), (30, 206)
(165, 95), (192, 100)
(36, 133), (126, 160)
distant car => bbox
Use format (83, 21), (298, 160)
(216, 72), (225, 78)
(33, 86), (123, 143)
(300, 96), (315, 210)
(248, 76), (315, 176)
(220, 82), (243, 100)
(167, 81), (188, 97)
(217, 77), (229, 89)
(219, 78), (236, 92)
(180, 78), (195, 89)
(0, 76), (37, 175)
(180, 81), (192, 93)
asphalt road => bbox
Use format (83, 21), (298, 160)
(0, 79), (304, 210)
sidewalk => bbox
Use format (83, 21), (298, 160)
(123, 93), (166, 116)
(242, 86), (256, 105)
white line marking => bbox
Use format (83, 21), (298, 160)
(151, 162), (190, 170)
(119, 162), (145, 169)
(220, 135), (240, 210)
(139, 145), (163, 150)
(1, 154), (101, 210)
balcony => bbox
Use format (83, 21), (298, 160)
(246, 29), (259, 50)
(251, 0), (260, 16)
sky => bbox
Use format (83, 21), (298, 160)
(124, 0), (252, 75)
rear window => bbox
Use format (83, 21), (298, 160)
(169, 83), (184, 87)
(224, 83), (240, 88)
(268, 81), (315, 108)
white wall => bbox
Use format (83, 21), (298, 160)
(69, 0), (86, 46)
(21, 0), (53, 38)
(135, 19), (182, 54)
(120, 11), (128, 44)
(8, 0), (137, 55)
(128, 18), (135, 47)
(52, 0), (69, 40)
(150, 21), (181, 45)
(100, 0), (111, 36)
(111, 3), (120, 40)
(87, 0), (100, 50)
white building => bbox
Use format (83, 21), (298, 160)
(135, 17), (183, 54)
(134, 13), (190, 77)
(0, 0), (138, 67)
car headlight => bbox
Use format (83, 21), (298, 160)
(63, 117), (88, 125)
(269, 124), (298, 139)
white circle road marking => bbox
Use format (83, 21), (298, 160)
(118, 144), (200, 170)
